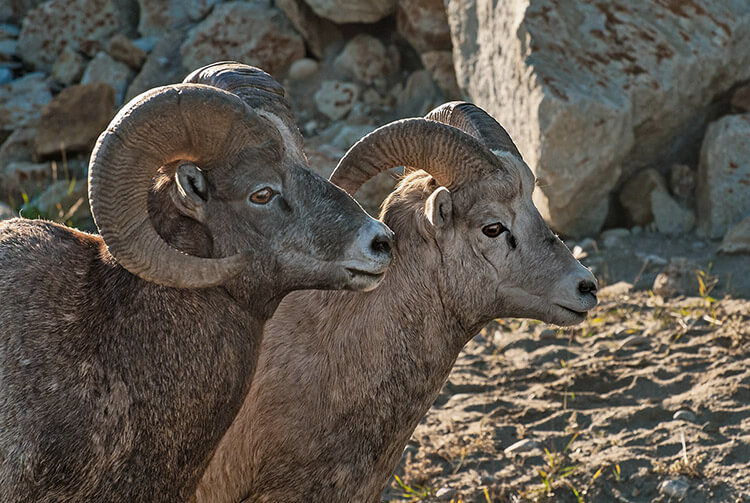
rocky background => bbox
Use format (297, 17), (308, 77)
(2, 1), (750, 502)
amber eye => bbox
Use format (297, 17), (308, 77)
(249, 187), (274, 205)
(482, 223), (507, 238)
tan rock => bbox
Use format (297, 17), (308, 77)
(397, 0), (451, 53)
(314, 80), (359, 120)
(181, 1), (305, 77)
(303, 0), (396, 24)
(51, 46), (86, 86)
(108, 33), (147, 70)
(276, 0), (340, 59)
(731, 83), (750, 113)
(421, 51), (461, 99)
(653, 258), (700, 298)
(81, 51), (133, 106)
(333, 35), (390, 86)
(719, 217), (750, 255)
(619, 168), (667, 226)
(34, 83), (115, 156)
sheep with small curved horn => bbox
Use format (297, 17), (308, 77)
(0, 62), (393, 503)
(193, 101), (598, 503)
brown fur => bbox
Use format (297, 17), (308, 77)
(195, 155), (597, 502)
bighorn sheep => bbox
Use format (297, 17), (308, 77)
(0, 62), (393, 503)
(193, 102), (598, 503)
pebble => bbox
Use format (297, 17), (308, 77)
(673, 410), (697, 422)
(0, 67), (12, 85)
(618, 335), (649, 349)
(577, 237), (597, 251)
(538, 328), (558, 340)
(504, 438), (537, 455)
(600, 228), (630, 248)
(658, 478), (689, 499)
(435, 487), (456, 500)
(287, 58), (319, 81)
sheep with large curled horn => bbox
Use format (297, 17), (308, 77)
(193, 101), (597, 503)
(0, 62), (393, 503)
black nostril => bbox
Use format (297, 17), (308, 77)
(578, 279), (597, 295)
(371, 232), (393, 256)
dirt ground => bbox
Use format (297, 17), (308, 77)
(382, 233), (750, 503)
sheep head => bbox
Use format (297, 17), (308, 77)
(89, 63), (393, 292)
(330, 102), (597, 327)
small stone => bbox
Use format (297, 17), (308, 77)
(658, 478), (689, 499)
(0, 23), (21, 39)
(333, 34), (390, 86)
(670, 164), (696, 206)
(652, 258), (700, 298)
(673, 410), (697, 422)
(577, 237), (597, 251)
(0, 67), (12, 85)
(314, 80), (359, 120)
(51, 46), (86, 86)
(618, 335), (649, 349)
(287, 58), (319, 81)
(504, 438), (537, 455)
(651, 190), (695, 236)
(131, 37), (158, 53)
(719, 216), (750, 255)
(538, 328), (557, 340)
(631, 225), (643, 235)
(0, 39), (17, 61)
(0, 201), (14, 220)
(107, 33), (147, 70)
(435, 487), (456, 500)
(601, 227), (630, 248)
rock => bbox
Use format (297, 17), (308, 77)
(719, 217), (750, 255)
(331, 124), (376, 150)
(445, 0), (750, 236)
(618, 335), (649, 349)
(26, 179), (92, 226)
(0, 38), (17, 61)
(600, 227), (630, 248)
(124, 31), (185, 103)
(181, 1), (305, 77)
(397, 0), (451, 53)
(287, 58), (319, 81)
(731, 83), (750, 112)
(504, 438), (538, 455)
(137, 0), (221, 37)
(0, 127), (35, 171)
(276, 0), (340, 59)
(81, 51), (132, 106)
(0, 72), (51, 132)
(669, 164), (696, 207)
(17, 0), (121, 72)
(397, 69), (441, 117)
(34, 83), (115, 157)
(598, 281), (632, 299)
(658, 478), (689, 499)
(0, 67), (12, 85)
(421, 51), (461, 100)
(107, 33), (147, 70)
(314, 80), (359, 120)
(333, 35), (390, 87)
(619, 168), (667, 226)
(673, 410), (697, 422)
(697, 114), (750, 238)
(0, 201), (13, 220)
(302, 0), (396, 24)
(652, 258), (700, 298)
(650, 190), (695, 236)
(435, 487), (456, 501)
(51, 46), (86, 86)
(2, 161), (50, 194)
(1, 1), (46, 24)
(0, 23), (20, 39)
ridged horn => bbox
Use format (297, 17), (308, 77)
(89, 84), (272, 288)
(329, 118), (501, 195)
(183, 61), (305, 156)
(426, 101), (523, 160)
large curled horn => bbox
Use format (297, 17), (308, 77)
(183, 61), (305, 157)
(425, 101), (523, 160)
(329, 118), (501, 196)
(89, 84), (273, 288)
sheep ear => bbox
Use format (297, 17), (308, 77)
(425, 186), (452, 229)
(173, 162), (208, 222)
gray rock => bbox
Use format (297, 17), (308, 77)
(619, 168), (668, 226)
(51, 46), (86, 86)
(652, 258), (700, 298)
(719, 216), (750, 255)
(27, 179), (91, 225)
(0, 127), (35, 171)
(650, 190), (695, 236)
(137, 0), (221, 37)
(421, 51), (461, 100)
(601, 227), (630, 248)
(445, 0), (750, 236)
(314, 80), (359, 120)
(2, 161), (50, 195)
(0, 67), (11, 85)
(697, 114), (750, 238)
(331, 124), (376, 150)
(303, 0), (396, 24)
(396, 69), (441, 117)
(181, 1), (305, 77)
(0, 39), (17, 61)
(397, 0), (451, 53)
(0, 1), (46, 24)
(287, 58), (319, 81)
(0, 24), (21, 39)
(18, 0), (121, 72)
(124, 31), (184, 103)
(731, 83), (750, 113)
(81, 51), (133, 106)
(333, 34), (390, 87)
(658, 478), (689, 499)
(0, 72), (51, 131)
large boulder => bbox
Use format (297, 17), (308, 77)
(302, 0), (396, 24)
(181, 1), (305, 77)
(17, 0), (121, 72)
(697, 114), (750, 239)
(0, 72), (51, 132)
(397, 0), (451, 54)
(446, 0), (750, 236)
(137, 0), (221, 37)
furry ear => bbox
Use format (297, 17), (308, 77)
(424, 186), (452, 229)
(172, 162), (208, 223)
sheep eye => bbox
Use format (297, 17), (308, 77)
(482, 223), (507, 238)
(249, 187), (274, 205)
